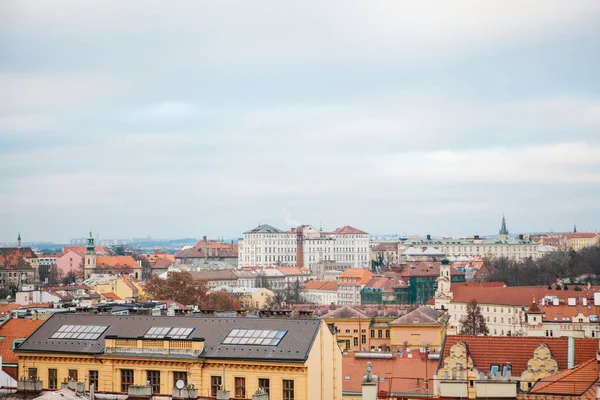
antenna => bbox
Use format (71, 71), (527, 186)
(175, 380), (185, 390)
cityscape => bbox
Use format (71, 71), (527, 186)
(2, 1), (600, 400)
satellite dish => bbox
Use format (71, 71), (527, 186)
(175, 380), (185, 390)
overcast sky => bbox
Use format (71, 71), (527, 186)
(1, 1), (600, 243)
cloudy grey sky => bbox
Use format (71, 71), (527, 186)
(1, 1), (600, 243)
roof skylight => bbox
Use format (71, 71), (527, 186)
(50, 325), (108, 340)
(144, 326), (194, 339)
(221, 329), (287, 346)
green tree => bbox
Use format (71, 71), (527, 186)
(459, 299), (489, 336)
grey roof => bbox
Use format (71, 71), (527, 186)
(16, 313), (321, 363)
(389, 306), (443, 324)
(243, 224), (285, 234)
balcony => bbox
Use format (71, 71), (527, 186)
(104, 336), (205, 358)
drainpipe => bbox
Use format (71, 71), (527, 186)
(568, 336), (575, 369)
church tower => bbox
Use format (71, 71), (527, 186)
(499, 215), (509, 238)
(84, 230), (96, 279)
(434, 258), (454, 310)
(17, 232), (21, 249)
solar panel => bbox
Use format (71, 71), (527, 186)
(144, 326), (194, 339)
(50, 325), (109, 340)
(222, 329), (287, 346)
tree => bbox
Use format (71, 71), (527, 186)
(202, 291), (240, 311)
(563, 283), (569, 290)
(62, 270), (78, 285)
(254, 272), (270, 290)
(144, 271), (207, 305)
(459, 299), (489, 336)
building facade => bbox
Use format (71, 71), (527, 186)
(16, 313), (342, 400)
(238, 224), (370, 270)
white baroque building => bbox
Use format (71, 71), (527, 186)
(238, 224), (370, 269)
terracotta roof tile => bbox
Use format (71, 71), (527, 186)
(342, 354), (437, 395)
(332, 226), (368, 235)
(441, 335), (599, 376)
(95, 255), (140, 270)
(303, 281), (338, 291)
(565, 233), (598, 239)
(452, 285), (600, 307)
(529, 358), (599, 397)
(0, 318), (44, 364)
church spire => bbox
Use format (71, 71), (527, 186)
(86, 230), (96, 254)
(573, 223), (577, 233)
(17, 232), (21, 249)
(499, 215), (509, 236)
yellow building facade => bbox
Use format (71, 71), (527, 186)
(17, 314), (341, 400)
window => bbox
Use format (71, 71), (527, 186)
(370, 329), (375, 338)
(89, 370), (98, 389)
(283, 380), (294, 400)
(174, 371), (187, 386)
(345, 329), (350, 333)
(144, 326), (194, 339)
(147, 371), (160, 393)
(258, 378), (270, 395)
(28, 368), (37, 380)
(353, 337), (358, 346)
(48, 369), (58, 389)
(385, 330), (390, 338)
(378, 330), (382, 338)
(121, 369), (134, 392)
(68, 369), (78, 381)
(361, 334), (366, 344)
(344, 339), (351, 349)
(222, 329), (287, 346)
(490, 365), (500, 376)
(211, 376), (222, 397)
(235, 377), (246, 398)
(50, 325), (109, 340)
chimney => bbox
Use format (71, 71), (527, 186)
(361, 362), (378, 400)
(252, 388), (269, 400)
(426, 234), (431, 241)
(568, 336), (575, 369)
(296, 227), (304, 268)
(204, 236), (208, 264)
(216, 364), (230, 400)
(474, 235), (480, 240)
(518, 234), (524, 240)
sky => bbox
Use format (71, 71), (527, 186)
(1, 1), (600, 243)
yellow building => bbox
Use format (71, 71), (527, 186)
(231, 287), (274, 310)
(16, 313), (341, 400)
(565, 232), (599, 251)
(389, 306), (448, 353)
(93, 274), (145, 301)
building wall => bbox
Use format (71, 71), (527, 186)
(447, 302), (525, 336)
(390, 324), (446, 352)
(56, 251), (83, 278)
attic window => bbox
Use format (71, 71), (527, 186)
(50, 325), (108, 340)
(144, 326), (194, 339)
(222, 329), (287, 346)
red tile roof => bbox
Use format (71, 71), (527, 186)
(101, 292), (121, 300)
(0, 319), (44, 364)
(339, 268), (374, 285)
(565, 233), (598, 239)
(451, 281), (506, 289)
(401, 262), (463, 279)
(372, 242), (399, 252)
(175, 240), (238, 259)
(0, 304), (21, 317)
(95, 255), (140, 270)
(151, 258), (174, 269)
(0, 248), (36, 270)
(342, 354), (437, 395)
(332, 226), (368, 235)
(62, 246), (105, 255)
(441, 335), (599, 376)
(451, 285), (600, 307)
(303, 280), (338, 291)
(528, 357), (599, 398)
(540, 303), (600, 322)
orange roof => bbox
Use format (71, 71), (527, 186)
(0, 319), (44, 364)
(0, 304), (21, 317)
(332, 226), (367, 235)
(540, 303), (600, 322)
(565, 233), (598, 239)
(96, 255), (140, 270)
(442, 335), (599, 376)
(278, 267), (309, 275)
(63, 246), (105, 255)
(529, 358), (599, 398)
(143, 253), (175, 263)
(101, 292), (121, 300)
(451, 281), (506, 289)
(342, 354), (437, 395)
(339, 268), (374, 285)
(303, 281), (338, 291)
(451, 285), (600, 307)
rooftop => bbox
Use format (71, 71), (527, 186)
(243, 224), (285, 234)
(390, 306), (444, 325)
(0, 318), (44, 364)
(528, 357), (599, 398)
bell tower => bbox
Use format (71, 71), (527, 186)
(434, 258), (454, 310)
(84, 230), (96, 279)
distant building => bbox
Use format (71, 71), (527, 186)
(238, 223), (370, 269)
(565, 232), (599, 251)
(302, 280), (338, 305)
(175, 236), (238, 266)
(82, 232), (142, 279)
(0, 234), (39, 288)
